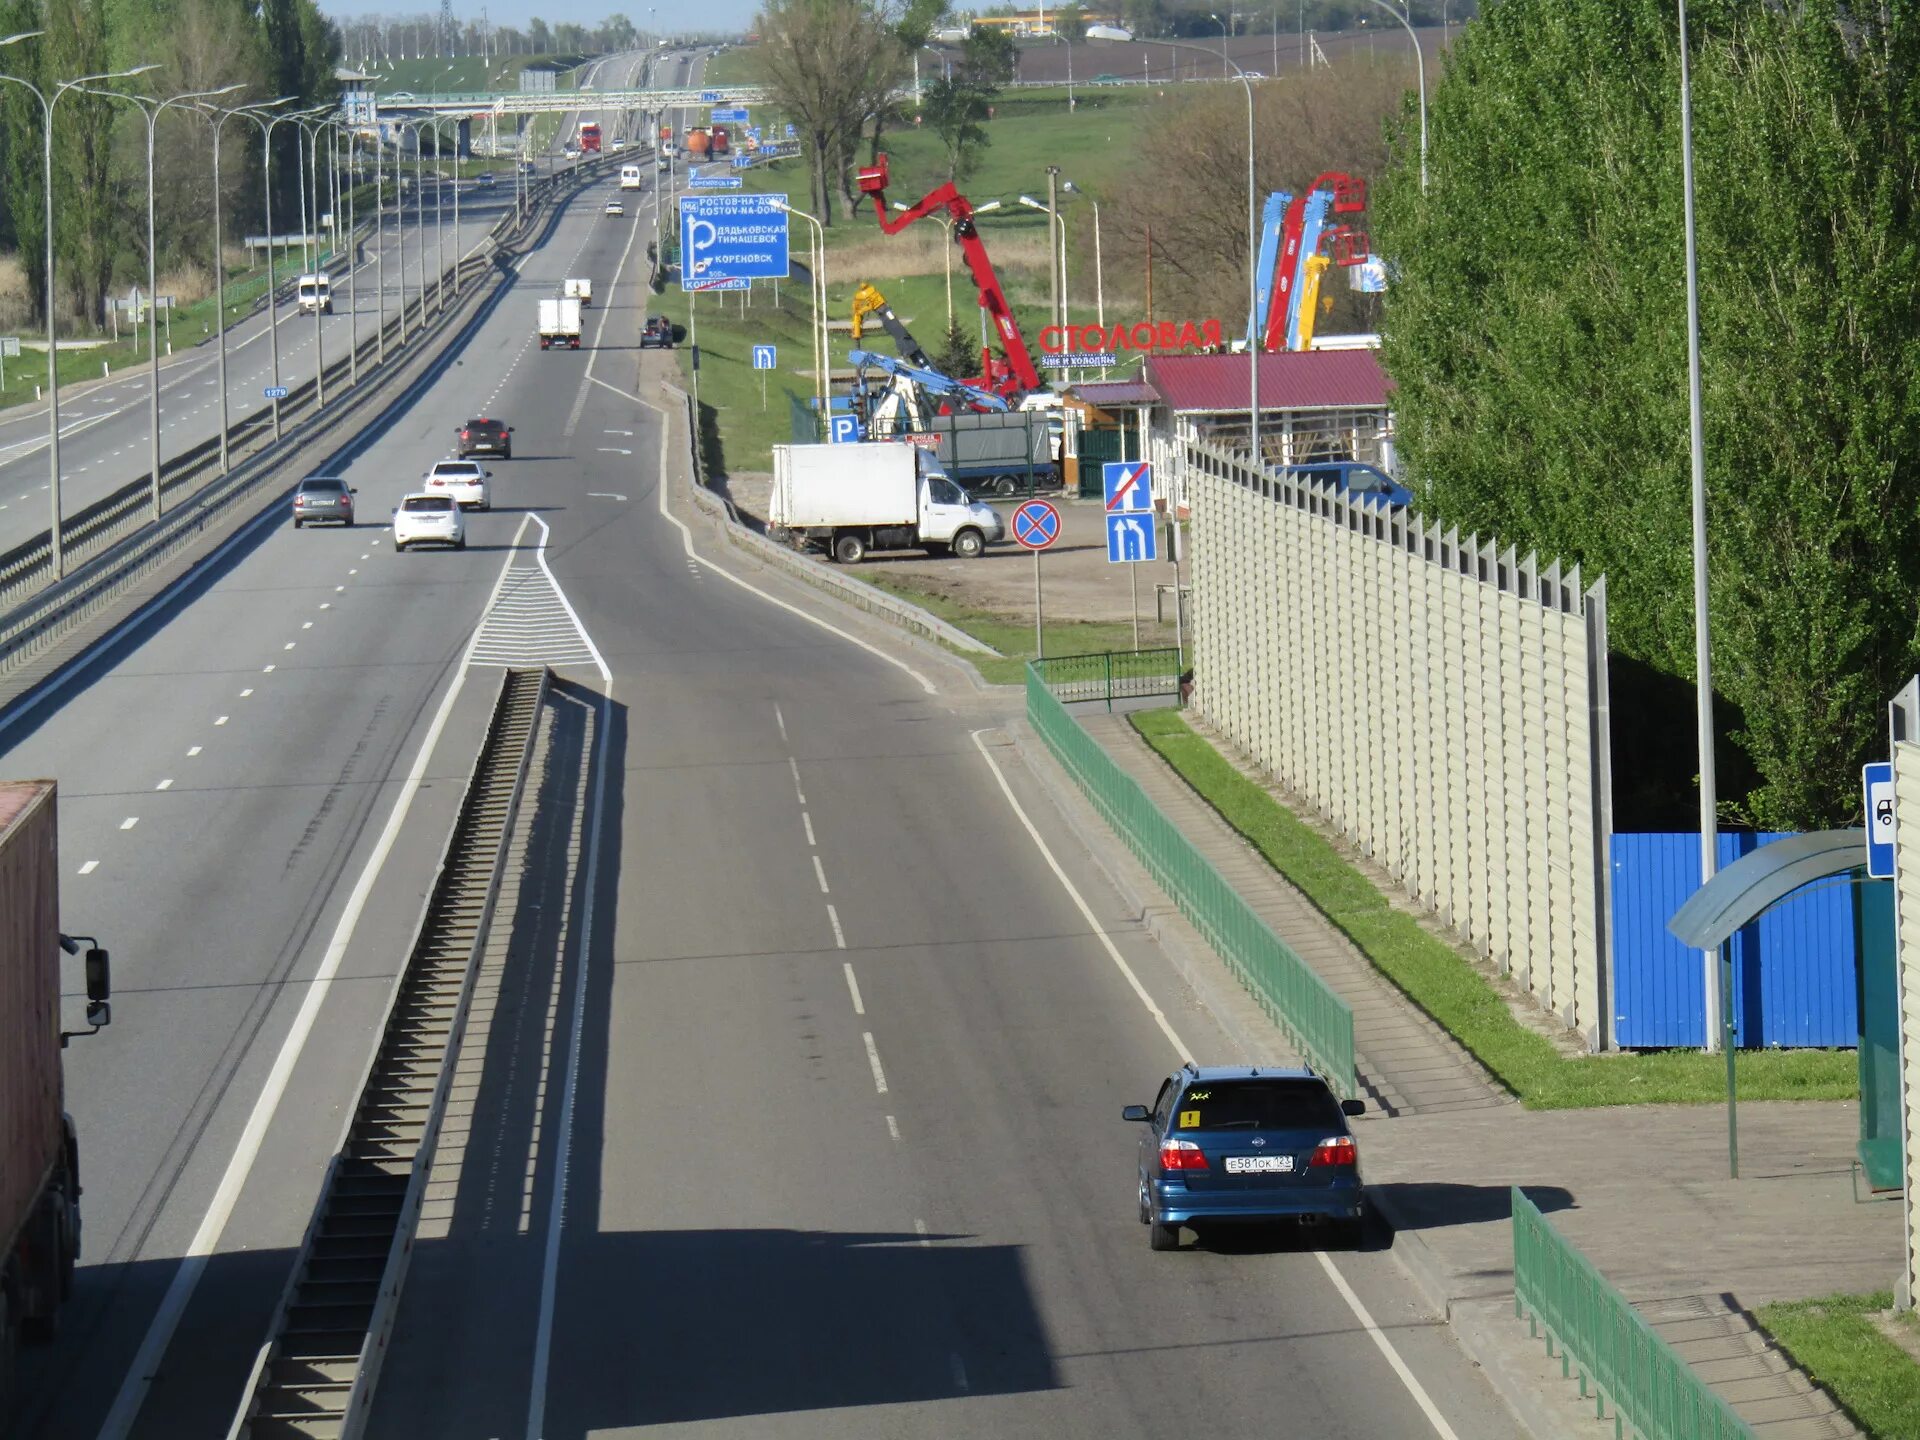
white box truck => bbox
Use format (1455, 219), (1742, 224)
(563, 276), (593, 307)
(539, 297), (582, 350)
(769, 441), (1006, 563)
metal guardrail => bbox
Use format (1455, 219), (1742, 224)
(227, 667), (548, 1440)
(1032, 647), (1182, 709)
(0, 155), (617, 675)
(1513, 1187), (1756, 1440)
(1024, 663), (1357, 1093)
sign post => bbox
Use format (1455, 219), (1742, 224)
(1012, 498), (1061, 659)
(1103, 461), (1156, 650)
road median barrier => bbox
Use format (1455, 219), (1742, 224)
(1025, 658), (1357, 1095)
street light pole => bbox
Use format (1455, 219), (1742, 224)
(1362, 0), (1428, 192)
(85, 82), (242, 521)
(1211, 11), (1230, 77)
(1676, 0), (1722, 1074)
(773, 199), (826, 416)
(238, 105), (319, 442)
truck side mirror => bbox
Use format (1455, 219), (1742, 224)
(85, 947), (110, 1003)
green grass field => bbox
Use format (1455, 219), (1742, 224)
(1758, 1294), (1920, 1439)
(1128, 708), (1860, 1110)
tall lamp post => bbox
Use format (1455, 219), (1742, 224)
(297, 116), (329, 406)
(1099, 32), (1260, 461)
(195, 97), (295, 474)
(0, 44), (159, 576)
(771, 198), (826, 416)
(1362, 0), (1428, 191)
(83, 81), (242, 520)
(234, 103), (322, 442)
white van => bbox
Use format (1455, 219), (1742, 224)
(295, 273), (332, 315)
(619, 163), (643, 190)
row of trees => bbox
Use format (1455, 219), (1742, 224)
(757, 0), (1022, 222)
(1373, 0), (1920, 831)
(337, 13), (644, 66)
(973, 0), (1478, 41)
(0, 0), (340, 331)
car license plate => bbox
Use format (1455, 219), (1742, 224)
(1225, 1155), (1293, 1174)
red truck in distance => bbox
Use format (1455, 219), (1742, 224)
(578, 122), (602, 154)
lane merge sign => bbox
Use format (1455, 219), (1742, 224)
(752, 343), (777, 370)
(1866, 761), (1896, 879)
(1106, 512), (1158, 563)
(1012, 499), (1061, 551)
(1103, 460), (1153, 513)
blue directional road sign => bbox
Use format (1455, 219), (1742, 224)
(264, 384), (289, 399)
(828, 413), (863, 444)
(679, 193), (790, 289)
(786, 122), (797, 138)
(752, 344), (777, 371)
(1012, 499), (1061, 551)
(710, 107), (749, 123)
(1103, 460), (1153, 514)
(1866, 761), (1896, 879)
(1106, 512), (1158, 563)
(687, 174), (743, 189)
(700, 89), (723, 102)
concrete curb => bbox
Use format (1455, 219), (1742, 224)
(659, 382), (1001, 657)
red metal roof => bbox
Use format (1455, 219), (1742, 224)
(1069, 379), (1160, 407)
(1143, 349), (1392, 414)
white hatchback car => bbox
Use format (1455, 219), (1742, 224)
(392, 493), (466, 551)
(423, 458), (491, 510)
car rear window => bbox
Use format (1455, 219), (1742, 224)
(404, 496), (455, 512)
(1172, 1080), (1342, 1132)
(466, 420), (502, 432)
(302, 480), (345, 494)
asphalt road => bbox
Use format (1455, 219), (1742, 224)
(5, 42), (1527, 1440)
(0, 47), (659, 562)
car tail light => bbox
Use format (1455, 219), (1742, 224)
(461, 428), (470, 439)
(1310, 1136), (1357, 1168)
(1158, 1138), (1208, 1172)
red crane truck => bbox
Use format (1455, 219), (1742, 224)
(1, 780), (111, 1413)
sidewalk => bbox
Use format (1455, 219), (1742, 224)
(1029, 703), (1898, 1439)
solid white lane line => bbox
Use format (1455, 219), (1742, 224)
(789, 757), (805, 804)
(863, 1032), (889, 1094)
(843, 962), (865, 1016)
(78, 860), (98, 875)
(812, 854), (830, 894)
(155, 779), (172, 791)
(826, 903), (846, 949)
(969, 729), (1191, 1060)
(802, 811), (815, 846)
(621, 379), (939, 697)
(119, 817), (137, 830)
(97, 517), (538, 1440)
(971, 728), (1465, 1440)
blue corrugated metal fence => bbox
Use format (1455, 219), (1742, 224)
(1610, 832), (1858, 1049)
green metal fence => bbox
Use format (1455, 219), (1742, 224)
(1025, 664), (1357, 1095)
(1032, 648), (1183, 709)
(1512, 1187), (1755, 1439)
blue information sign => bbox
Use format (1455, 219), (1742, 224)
(687, 174), (743, 189)
(710, 106), (749, 123)
(679, 193), (790, 289)
(828, 413), (863, 444)
(752, 343), (777, 371)
(264, 384), (289, 400)
(700, 89), (723, 102)
(1105, 512), (1158, 563)
(1867, 761), (1896, 879)
(1012, 499), (1061, 551)
(1102, 460), (1153, 514)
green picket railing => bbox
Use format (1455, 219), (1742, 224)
(1025, 664), (1356, 1095)
(1032, 647), (1182, 709)
(1512, 1187), (1755, 1440)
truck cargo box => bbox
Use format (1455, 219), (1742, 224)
(906, 410), (1056, 488)
(769, 442), (925, 530)
(1, 780), (61, 1257)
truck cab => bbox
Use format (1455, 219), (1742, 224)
(563, 276), (593, 307)
(295, 274), (332, 315)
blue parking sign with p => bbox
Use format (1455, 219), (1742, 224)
(828, 413), (862, 444)
(1103, 461), (1153, 513)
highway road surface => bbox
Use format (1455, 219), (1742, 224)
(4, 44), (1529, 1440)
(0, 47), (659, 562)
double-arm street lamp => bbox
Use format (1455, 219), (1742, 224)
(1361, 0), (1428, 191)
(770, 198), (827, 416)
(231, 103), (323, 441)
(194, 96), (295, 474)
(82, 81), (243, 519)
(0, 38), (159, 576)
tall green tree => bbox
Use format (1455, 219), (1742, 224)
(44, 0), (114, 324)
(0, 5), (44, 319)
(1373, 0), (1920, 828)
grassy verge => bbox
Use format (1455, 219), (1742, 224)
(1757, 1294), (1920, 1439)
(1128, 708), (1859, 1109)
